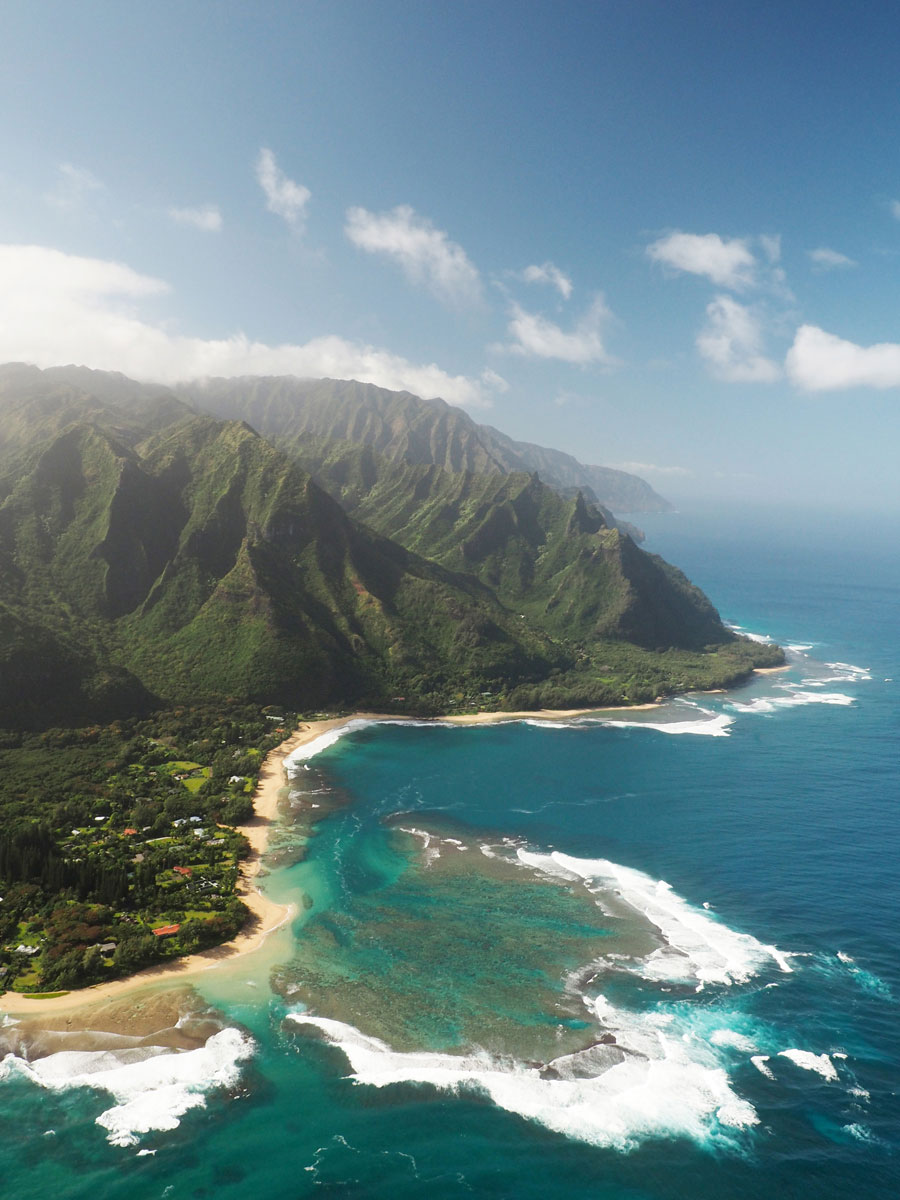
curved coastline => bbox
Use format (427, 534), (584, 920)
(0, 684), (776, 1020)
(0, 723), (323, 1017)
(0, 704), (660, 1019)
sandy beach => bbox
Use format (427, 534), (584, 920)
(0, 720), (339, 1018)
(0, 695), (737, 1021)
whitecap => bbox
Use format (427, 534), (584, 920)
(726, 624), (774, 643)
(750, 1056), (774, 1079)
(710, 1030), (758, 1053)
(824, 661), (872, 681)
(288, 1010), (758, 1152)
(1, 1027), (254, 1147)
(517, 850), (792, 988)
(604, 711), (734, 738)
(843, 1123), (879, 1144)
(777, 1049), (838, 1081)
(519, 719), (583, 730)
(285, 719), (381, 767)
(729, 690), (855, 714)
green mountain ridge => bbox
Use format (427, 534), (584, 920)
(180, 375), (672, 513)
(0, 365), (781, 726)
(288, 438), (718, 650)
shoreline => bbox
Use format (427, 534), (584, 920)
(0, 686), (772, 1019)
(0, 723), (328, 1018)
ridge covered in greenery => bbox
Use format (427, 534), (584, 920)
(0, 364), (780, 721)
(181, 375), (673, 513)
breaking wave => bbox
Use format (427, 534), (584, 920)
(0, 1026), (254, 1148)
(515, 849), (793, 988)
(288, 1008), (759, 1153)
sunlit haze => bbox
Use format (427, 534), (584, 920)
(2, 2), (899, 509)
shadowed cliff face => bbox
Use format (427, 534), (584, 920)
(0, 365), (781, 727)
(0, 386), (560, 722)
(178, 375), (673, 513)
(283, 441), (730, 651)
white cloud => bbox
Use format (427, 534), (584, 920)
(890, 199), (900, 220)
(255, 147), (310, 229)
(519, 261), (573, 299)
(646, 231), (757, 290)
(616, 461), (692, 477)
(503, 295), (614, 365)
(759, 234), (782, 264)
(45, 162), (105, 212)
(345, 204), (482, 306)
(808, 246), (857, 269)
(696, 295), (781, 383)
(786, 323), (900, 390)
(479, 367), (509, 393)
(0, 243), (496, 408)
(168, 204), (223, 233)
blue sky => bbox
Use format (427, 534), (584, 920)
(2, 0), (900, 510)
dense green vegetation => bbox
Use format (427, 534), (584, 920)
(0, 704), (293, 993)
(181, 375), (673, 513)
(0, 364), (782, 983)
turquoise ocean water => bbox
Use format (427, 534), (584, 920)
(1, 504), (898, 1198)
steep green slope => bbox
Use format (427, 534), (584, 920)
(289, 439), (727, 650)
(0, 363), (190, 498)
(0, 365), (781, 726)
(181, 375), (671, 512)
(123, 415), (558, 707)
(286, 438), (781, 705)
(0, 404), (560, 723)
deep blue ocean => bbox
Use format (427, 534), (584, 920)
(1, 504), (898, 1198)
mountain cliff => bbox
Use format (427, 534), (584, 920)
(0, 365), (780, 725)
(289, 438), (721, 650)
(180, 376), (672, 513)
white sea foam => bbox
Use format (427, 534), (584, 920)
(824, 661), (872, 681)
(710, 1030), (758, 1053)
(0, 1027), (254, 1147)
(604, 710), (734, 738)
(288, 1008), (757, 1151)
(777, 1049), (838, 1081)
(750, 1055), (775, 1079)
(843, 1123), (878, 1144)
(285, 719), (380, 767)
(397, 826), (442, 866)
(516, 850), (792, 988)
(729, 690), (855, 714)
(519, 718), (582, 730)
